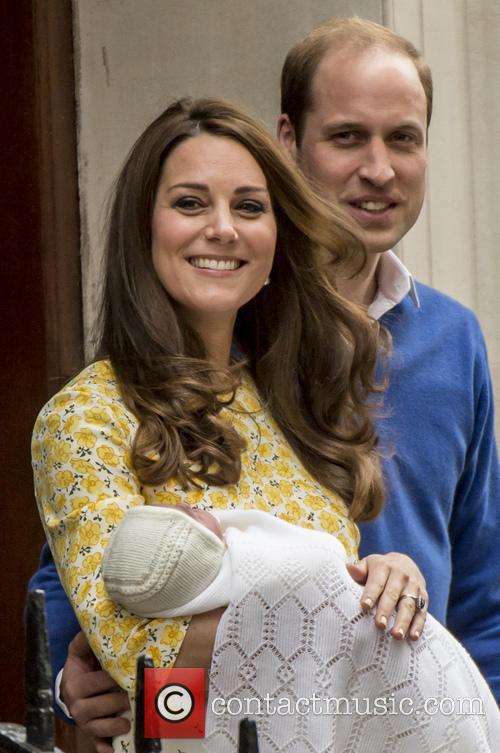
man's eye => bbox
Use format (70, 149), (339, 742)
(330, 132), (359, 146)
(237, 200), (265, 214)
(392, 132), (414, 144)
(174, 197), (204, 210)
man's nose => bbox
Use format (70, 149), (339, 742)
(358, 139), (395, 186)
(204, 207), (238, 244)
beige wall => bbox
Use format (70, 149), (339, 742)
(73, 0), (382, 353)
(73, 0), (500, 435)
(385, 0), (500, 435)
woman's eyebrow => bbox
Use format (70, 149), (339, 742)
(167, 182), (209, 192)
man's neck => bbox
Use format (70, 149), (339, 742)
(335, 252), (382, 308)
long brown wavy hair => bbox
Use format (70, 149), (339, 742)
(98, 97), (386, 522)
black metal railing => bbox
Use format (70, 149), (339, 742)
(0, 591), (259, 752)
(0, 589), (56, 753)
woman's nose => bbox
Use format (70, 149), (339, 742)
(204, 208), (238, 244)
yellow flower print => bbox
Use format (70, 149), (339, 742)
(155, 491), (182, 506)
(346, 518), (360, 547)
(264, 486), (282, 505)
(319, 510), (340, 534)
(258, 443), (272, 458)
(111, 632), (125, 654)
(70, 458), (93, 474)
(102, 503), (124, 525)
(255, 497), (270, 512)
(117, 652), (137, 679)
(117, 417), (132, 435)
(100, 620), (116, 639)
(65, 568), (80, 594)
(79, 520), (101, 546)
(47, 413), (61, 434)
(94, 361), (112, 378)
(148, 646), (162, 667)
(55, 470), (75, 488)
(304, 494), (326, 511)
(114, 476), (135, 495)
(79, 609), (92, 631)
(254, 460), (273, 479)
(54, 535), (67, 561)
(67, 539), (79, 564)
(278, 480), (294, 498)
(186, 489), (204, 505)
(74, 429), (97, 449)
(96, 445), (120, 467)
(273, 460), (294, 478)
(126, 630), (148, 653)
(53, 393), (73, 410)
(69, 495), (90, 511)
(33, 415), (43, 434)
(81, 474), (104, 495)
(108, 428), (125, 447)
(285, 501), (303, 523)
(84, 407), (111, 426)
(160, 623), (184, 646)
(80, 552), (102, 575)
(95, 581), (107, 599)
(258, 425), (273, 441)
(336, 533), (357, 559)
(64, 415), (80, 433)
(238, 481), (250, 497)
(209, 492), (228, 509)
(95, 599), (117, 618)
(77, 580), (92, 603)
(54, 494), (68, 513)
(55, 441), (72, 463)
(32, 440), (42, 462)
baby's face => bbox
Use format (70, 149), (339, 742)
(160, 501), (224, 540)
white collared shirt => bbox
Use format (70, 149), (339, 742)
(368, 250), (420, 321)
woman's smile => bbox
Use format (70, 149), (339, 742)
(152, 133), (277, 329)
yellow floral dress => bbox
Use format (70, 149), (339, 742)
(32, 360), (359, 692)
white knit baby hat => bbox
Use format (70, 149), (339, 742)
(102, 505), (225, 614)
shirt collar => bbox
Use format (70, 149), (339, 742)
(367, 250), (420, 320)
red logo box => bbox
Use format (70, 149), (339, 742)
(144, 667), (205, 739)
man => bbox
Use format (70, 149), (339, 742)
(278, 15), (500, 693)
(30, 16), (500, 749)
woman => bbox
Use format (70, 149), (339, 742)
(33, 98), (429, 749)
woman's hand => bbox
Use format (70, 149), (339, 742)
(346, 553), (428, 641)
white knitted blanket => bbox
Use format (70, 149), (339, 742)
(119, 509), (499, 752)
(199, 510), (500, 753)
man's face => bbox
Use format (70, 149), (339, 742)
(280, 47), (428, 256)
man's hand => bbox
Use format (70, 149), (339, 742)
(60, 631), (130, 753)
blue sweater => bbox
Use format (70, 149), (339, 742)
(30, 282), (500, 709)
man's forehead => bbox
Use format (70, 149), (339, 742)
(309, 45), (427, 121)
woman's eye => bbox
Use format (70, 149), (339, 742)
(174, 196), (204, 211)
(237, 200), (265, 214)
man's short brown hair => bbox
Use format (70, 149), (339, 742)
(281, 16), (433, 145)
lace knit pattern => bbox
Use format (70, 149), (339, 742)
(204, 524), (500, 753)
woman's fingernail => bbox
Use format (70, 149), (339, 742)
(413, 631), (420, 639)
(396, 628), (405, 639)
(379, 615), (387, 627)
(363, 597), (373, 608)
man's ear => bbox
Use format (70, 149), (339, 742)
(277, 114), (298, 161)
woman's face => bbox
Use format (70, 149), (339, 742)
(152, 133), (277, 332)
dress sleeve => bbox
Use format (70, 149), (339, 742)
(31, 366), (191, 692)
